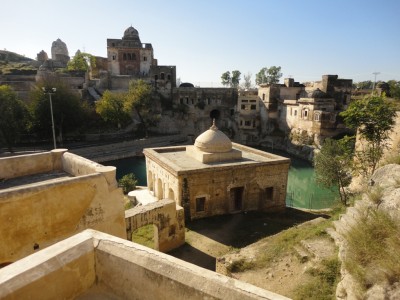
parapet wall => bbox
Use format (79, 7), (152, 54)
(0, 230), (289, 300)
(0, 149), (65, 179)
(0, 150), (125, 265)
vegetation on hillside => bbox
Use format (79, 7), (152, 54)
(0, 85), (29, 151)
(344, 209), (400, 296)
(314, 137), (354, 205)
(30, 79), (86, 144)
(340, 94), (396, 177)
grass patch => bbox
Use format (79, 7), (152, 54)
(131, 224), (155, 249)
(381, 153), (400, 166)
(293, 256), (341, 300)
(256, 219), (330, 266)
(344, 210), (400, 292)
(367, 185), (384, 208)
(226, 259), (256, 273)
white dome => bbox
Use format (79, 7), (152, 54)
(194, 121), (232, 153)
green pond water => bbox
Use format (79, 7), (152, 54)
(104, 149), (338, 210)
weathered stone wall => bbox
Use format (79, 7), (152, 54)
(145, 144), (289, 220)
(125, 199), (185, 252)
(0, 230), (289, 300)
(0, 232), (96, 300)
(0, 150), (125, 265)
(0, 149), (64, 179)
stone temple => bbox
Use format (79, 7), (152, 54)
(144, 121), (290, 220)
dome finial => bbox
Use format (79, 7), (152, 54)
(210, 119), (217, 131)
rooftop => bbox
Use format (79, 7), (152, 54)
(144, 143), (290, 175)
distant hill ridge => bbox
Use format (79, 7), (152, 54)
(0, 50), (35, 62)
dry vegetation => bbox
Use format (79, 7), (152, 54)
(344, 209), (400, 295)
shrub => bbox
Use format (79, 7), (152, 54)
(344, 210), (400, 292)
(293, 257), (341, 300)
(118, 173), (138, 194)
(226, 258), (255, 273)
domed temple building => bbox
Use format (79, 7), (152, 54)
(143, 121), (290, 220)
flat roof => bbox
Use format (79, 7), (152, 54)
(144, 143), (290, 175)
(0, 171), (72, 191)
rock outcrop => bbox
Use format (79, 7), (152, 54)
(330, 164), (400, 299)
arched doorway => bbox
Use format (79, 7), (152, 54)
(148, 171), (154, 192)
(157, 178), (163, 200)
(168, 188), (175, 201)
(210, 109), (220, 120)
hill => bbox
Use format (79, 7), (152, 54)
(0, 50), (34, 62)
(0, 50), (38, 75)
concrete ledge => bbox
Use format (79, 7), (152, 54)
(0, 230), (289, 300)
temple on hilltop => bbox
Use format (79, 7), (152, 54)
(143, 120), (290, 220)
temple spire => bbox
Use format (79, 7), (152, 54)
(210, 119), (218, 131)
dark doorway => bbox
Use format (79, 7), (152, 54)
(231, 187), (244, 211)
(210, 109), (220, 120)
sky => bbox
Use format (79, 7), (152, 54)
(1, 0), (399, 87)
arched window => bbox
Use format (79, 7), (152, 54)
(160, 72), (165, 80)
(314, 113), (320, 121)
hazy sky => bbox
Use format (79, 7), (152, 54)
(2, 0), (399, 86)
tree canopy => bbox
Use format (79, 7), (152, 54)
(30, 79), (85, 144)
(255, 66), (282, 85)
(340, 94), (396, 176)
(221, 70), (241, 88)
(0, 85), (28, 152)
(241, 72), (253, 90)
(314, 137), (354, 206)
(125, 79), (158, 137)
(67, 50), (96, 72)
(95, 90), (131, 128)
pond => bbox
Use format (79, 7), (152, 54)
(260, 148), (338, 210)
(104, 149), (338, 210)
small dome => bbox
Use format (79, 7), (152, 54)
(179, 82), (194, 88)
(309, 88), (327, 98)
(123, 26), (140, 40)
(194, 121), (232, 153)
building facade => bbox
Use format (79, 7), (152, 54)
(143, 122), (290, 220)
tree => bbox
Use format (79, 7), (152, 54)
(125, 79), (157, 137)
(231, 70), (241, 88)
(118, 173), (138, 194)
(96, 90), (131, 128)
(314, 137), (354, 206)
(340, 95), (396, 177)
(241, 72), (253, 90)
(67, 50), (96, 72)
(388, 80), (400, 99)
(220, 70), (241, 88)
(0, 85), (28, 152)
(221, 71), (231, 87)
(355, 81), (373, 90)
(31, 79), (85, 144)
(255, 66), (282, 85)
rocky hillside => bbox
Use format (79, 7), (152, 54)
(0, 50), (38, 75)
(0, 50), (34, 62)
(330, 115), (400, 299)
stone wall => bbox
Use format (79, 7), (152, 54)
(125, 199), (185, 252)
(0, 230), (289, 300)
(0, 150), (125, 265)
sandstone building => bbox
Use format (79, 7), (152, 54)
(103, 26), (176, 96)
(144, 121), (290, 220)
